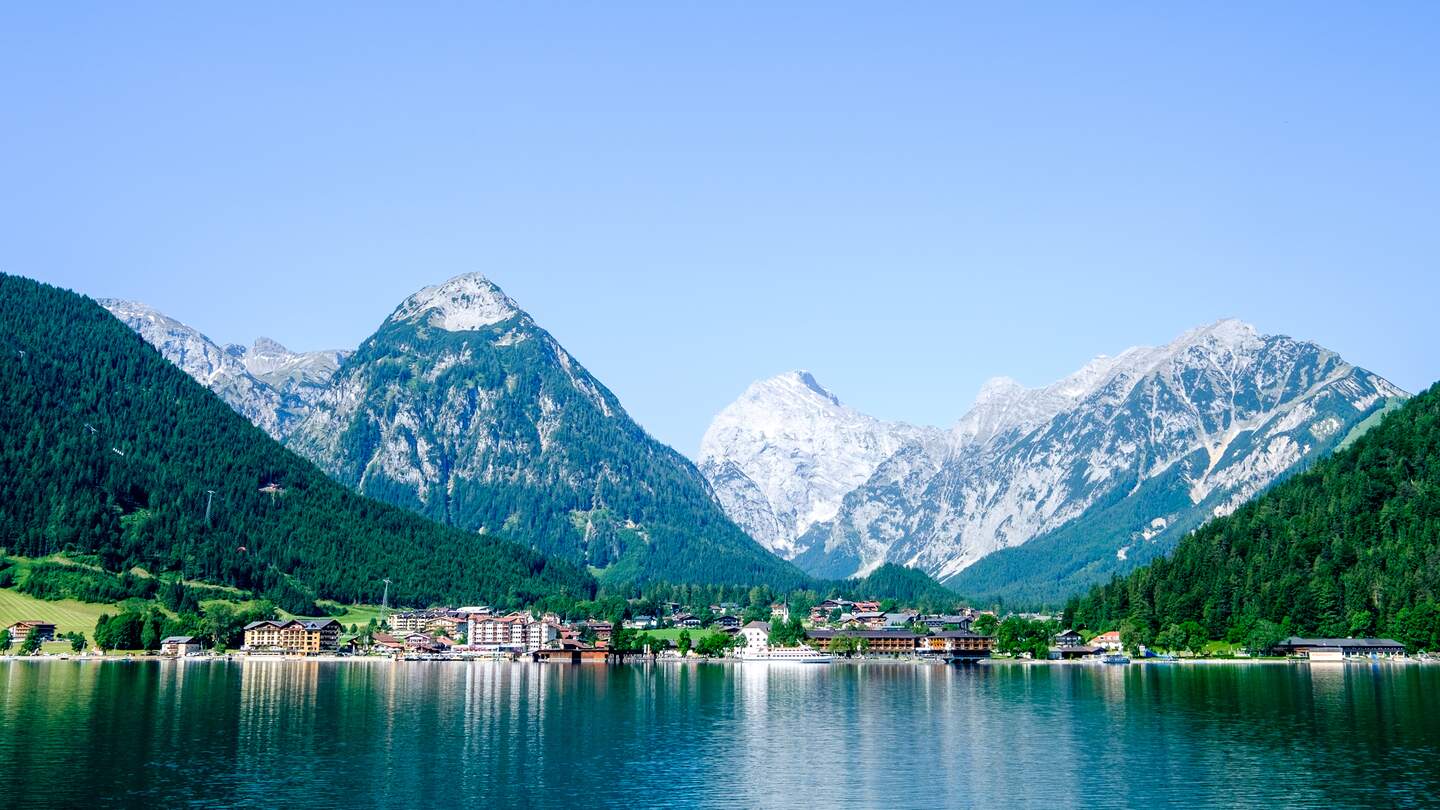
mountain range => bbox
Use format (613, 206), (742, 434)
(104, 277), (1408, 605)
(101, 299), (349, 440)
(699, 321), (1406, 602)
(106, 275), (806, 589)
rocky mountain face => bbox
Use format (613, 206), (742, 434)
(100, 299), (348, 439)
(698, 371), (943, 558)
(280, 274), (805, 588)
(700, 321), (1407, 600)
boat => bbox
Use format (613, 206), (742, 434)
(1101, 653), (1131, 665)
(735, 644), (833, 663)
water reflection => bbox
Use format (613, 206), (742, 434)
(1, 660), (1439, 808)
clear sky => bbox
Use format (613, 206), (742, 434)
(3, 5), (1438, 454)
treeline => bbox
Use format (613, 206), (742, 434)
(1065, 382), (1440, 652)
(0, 274), (595, 610)
(93, 600), (279, 652)
(530, 564), (967, 623)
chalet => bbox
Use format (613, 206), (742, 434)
(581, 619), (614, 639)
(810, 599), (854, 623)
(1272, 637), (1407, 660)
(846, 611), (886, 629)
(242, 619), (341, 655)
(426, 615), (467, 638)
(5, 621), (56, 644)
(671, 613), (702, 629)
(624, 616), (659, 630)
(159, 636), (205, 656)
(714, 615), (741, 631)
(853, 601), (881, 613)
(770, 603), (790, 621)
(1053, 629), (1085, 647)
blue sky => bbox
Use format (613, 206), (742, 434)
(3, 5), (1437, 454)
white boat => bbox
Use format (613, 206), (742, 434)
(736, 644), (833, 663)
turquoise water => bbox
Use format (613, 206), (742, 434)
(1, 659), (1437, 808)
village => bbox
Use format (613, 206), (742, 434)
(231, 597), (1002, 663)
(2, 599), (1417, 665)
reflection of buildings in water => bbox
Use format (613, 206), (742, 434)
(236, 659), (322, 774)
(1305, 659), (1348, 713)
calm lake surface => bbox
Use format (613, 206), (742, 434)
(2, 659), (1438, 808)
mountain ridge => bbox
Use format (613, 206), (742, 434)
(702, 320), (1405, 601)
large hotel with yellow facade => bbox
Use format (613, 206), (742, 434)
(241, 619), (342, 655)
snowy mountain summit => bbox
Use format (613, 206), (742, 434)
(700, 320), (1406, 599)
(390, 273), (521, 332)
(698, 371), (940, 557)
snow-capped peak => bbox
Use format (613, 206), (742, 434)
(698, 370), (939, 558)
(391, 273), (521, 331)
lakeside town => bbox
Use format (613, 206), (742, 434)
(2, 596), (1423, 666)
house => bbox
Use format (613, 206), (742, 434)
(853, 601), (881, 613)
(714, 615), (741, 630)
(770, 603), (790, 621)
(1053, 629), (1085, 647)
(739, 621), (770, 651)
(842, 611), (884, 629)
(1092, 631), (1123, 652)
(159, 636), (205, 656)
(624, 615), (659, 630)
(6, 621), (56, 644)
(241, 619), (341, 655)
(810, 599), (855, 623)
(1271, 637), (1407, 660)
(671, 613), (702, 629)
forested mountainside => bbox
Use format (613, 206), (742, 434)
(0, 274), (594, 610)
(1065, 382), (1440, 651)
(283, 274), (808, 589)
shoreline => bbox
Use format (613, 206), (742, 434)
(0, 653), (1425, 666)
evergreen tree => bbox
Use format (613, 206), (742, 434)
(1068, 382), (1440, 651)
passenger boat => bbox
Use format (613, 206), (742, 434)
(1101, 653), (1131, 665)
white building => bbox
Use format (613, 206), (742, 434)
(739, 621), (770, 651)
(468, 613), (560, 652)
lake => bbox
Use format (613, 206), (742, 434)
(1, 659), (1438, 808)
